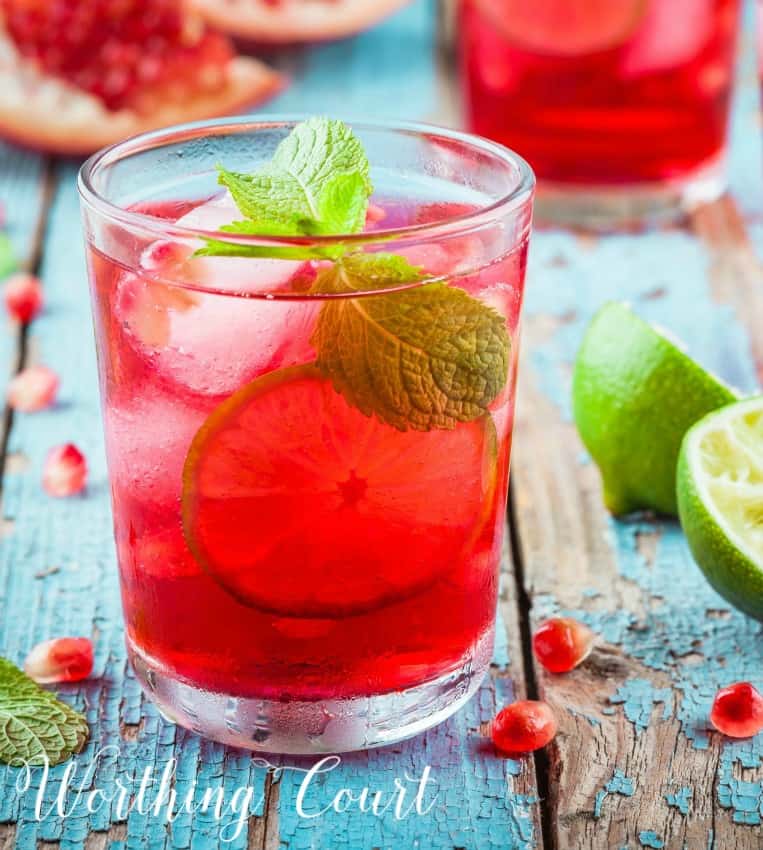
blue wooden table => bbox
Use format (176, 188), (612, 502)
(0, 2), (761, 848)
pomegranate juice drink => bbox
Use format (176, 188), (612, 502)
(460, 0), (741, 224)
(79, 118), (534, 753)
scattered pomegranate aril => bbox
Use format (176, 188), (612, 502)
(24, 637), (94, 684)
(710, 682), (763, 738)
(140, 239), (193, 272)
(43, 444), (88, 497)
(4, 273), (43, 323)
(532, 617), (596, 674)
(7, 366), (59, 413)
(366, 203), (387, 226)
(491, 700), (557, 755)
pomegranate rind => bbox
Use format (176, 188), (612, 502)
(0, 54), (284, 156)
(182, 363), (498, 617)
(190, 0), (411, 43)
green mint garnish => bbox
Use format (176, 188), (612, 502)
(196, 117), (372, 258)
(311, 253), (510, 431)
(0, 232), (16, 280)
(0, 657), (89, 766)
(206, 116), (511, 432)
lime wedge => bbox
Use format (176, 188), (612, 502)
(677, 397), (763, 622)
(572, 302), (738, 516)
(182, 364), (498, 617)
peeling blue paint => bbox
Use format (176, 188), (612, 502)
(638, 831), (664, 848)
(0, 10), (543, 843)
(609, 680), (673, 734)
(567, 707), (601, 728)
(665, 786), (692, 816)
(524, 112), (763, 831)
(593, 770), (635, 819)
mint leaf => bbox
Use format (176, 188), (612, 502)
(195, 218), (345, 261)
(0, 657), (89, 766)
(0, 232), (16, 280)
(201, 117), (373, 258)
(311, 253), (511, 432)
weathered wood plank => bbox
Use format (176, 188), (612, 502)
(508, 8), (763, 845)
(0, 143), (51, 453)
(0, 166), (541, 849)
(511, 213), (763, 848)
(0, 3), (543, 847)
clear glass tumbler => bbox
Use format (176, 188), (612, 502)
(459, 0), (741, 227)
(78, 118), (534, 753)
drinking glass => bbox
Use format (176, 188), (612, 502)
(459, 0), (741, 227)
(78, 118), (534, 753)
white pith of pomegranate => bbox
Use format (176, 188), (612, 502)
(189, 0), (411, 43)
(0, 0), (283, 154)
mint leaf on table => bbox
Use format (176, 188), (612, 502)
(0, 657), (89, 766)
(197, 117), (372, 258)
(310, 253), (511, 432)
(0, 232), (16, 279)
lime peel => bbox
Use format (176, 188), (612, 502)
(573, 301), (738, 516)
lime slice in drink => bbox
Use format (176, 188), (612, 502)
(677, 397), (763, 622)
(481, 0), (649, 56)
(182, 364), (498, 618)
(572, 302), (738, 516)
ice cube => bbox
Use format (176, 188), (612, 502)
(116, 194), (319, 397)
(105, 393), (206, 512)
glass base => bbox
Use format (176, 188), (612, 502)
(534, 153), (726, 231)
(127, 628), (493, 754)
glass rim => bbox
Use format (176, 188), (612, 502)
(77, 115), (535, 250)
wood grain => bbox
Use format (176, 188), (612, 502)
(0, 5), (542, 848)
(510, 198), (763, 848)
(1, 1), (761, 847)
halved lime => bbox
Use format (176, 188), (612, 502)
(677, 397), (763, 622)
(479, 0), (648, 56)
(572, 302), (738, 516)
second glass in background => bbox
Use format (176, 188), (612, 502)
(459, 0), (742, 227)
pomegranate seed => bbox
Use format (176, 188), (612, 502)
(491, 700), (558, 755)
(7, 366), (59, 412)
(710, 682), (763, 738)
(43, 444), (87, 497)
(140, 239), (191, 271)
(4, 273), (43, 323)
(365, 203), (387, 225)
(24, 637), (94, 684)
(532, 617), (596, 674)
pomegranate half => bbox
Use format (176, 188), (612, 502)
(190, 0), (411, 44)
(0, 0), (284, 155)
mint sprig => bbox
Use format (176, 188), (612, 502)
(196, 117), (372, 258)
(311, 253), (510, 431)
(0, 657), (89, 766)
(204, 117), (511, 432)
(0, 232), (16, 280)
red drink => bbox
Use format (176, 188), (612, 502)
(79, 120), (534, 753)
(460, 0), (740, 222)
